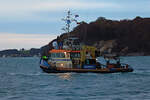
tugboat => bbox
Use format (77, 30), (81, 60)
(40, 11), (133, 73)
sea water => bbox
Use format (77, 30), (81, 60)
(0, 56), (150, 100)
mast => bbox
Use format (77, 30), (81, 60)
(62, 10), (79, 38)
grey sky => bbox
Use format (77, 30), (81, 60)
(0, 0), (149, 50)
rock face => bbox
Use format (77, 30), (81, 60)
(94, 40), (117, 54)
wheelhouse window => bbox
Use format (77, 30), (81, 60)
(50, 53), (65, 58)
(71, 52), (80, 58)
(85, 59), (96, 65)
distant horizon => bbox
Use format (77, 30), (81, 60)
(0, 0), (150, 50)
(0, 33), (57, 51)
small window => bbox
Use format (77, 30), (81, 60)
(55, 53), (60, 57)
(60, 53), (65, 58)
(85, 59), (96, 65)
(71, 52), (80, 58)
(50, 53), (56, 58)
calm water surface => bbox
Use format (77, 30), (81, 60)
(0, 56), (150, 100)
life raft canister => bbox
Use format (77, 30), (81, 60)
(42, 56), (48, 60)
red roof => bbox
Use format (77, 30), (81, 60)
(49, 49), (80, 53)
(49, 49), (71, 53)
(71, 50), (80, 53)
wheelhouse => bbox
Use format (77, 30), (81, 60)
(48, 49), (72, 68)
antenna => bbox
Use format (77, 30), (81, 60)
(61, 10), (79, 38)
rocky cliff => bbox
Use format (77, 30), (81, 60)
(40, 16), (150, 56)
(59, 16), (150, 55)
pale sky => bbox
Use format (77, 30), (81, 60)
(0, 0), (150, 50)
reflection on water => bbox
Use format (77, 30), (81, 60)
(57, 73), (72, 80)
